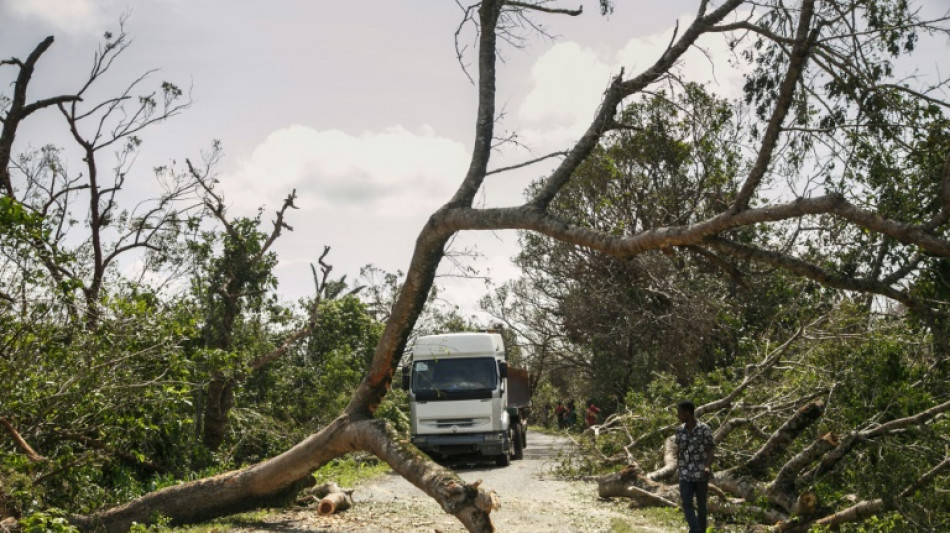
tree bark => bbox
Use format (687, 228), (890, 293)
(201, 374), (235, 451)
(72, 416), (499, 533)
(647, 435), (678, 481)
(729, 400), (824, 479)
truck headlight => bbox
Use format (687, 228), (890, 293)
(412, 436), (428, 445)
(484, 433), (504, 442)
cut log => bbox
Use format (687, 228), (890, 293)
(317, 489), (353, 516)
(296, 482), (342, 506)
(296, 481), (354, 515)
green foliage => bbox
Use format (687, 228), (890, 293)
(809, 511), (907, 533)
(19, 510), (80, 533)
(560, 300), (949, 531)
(251, 296), (383, 431)
(312, 454), (390, 488)
(513, 84), (818, 403)
(376, 388), (411, 436)
(0, 278), (393, 516)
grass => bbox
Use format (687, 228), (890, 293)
(313, 452), (392, 487)
(150, 510), (273, 533)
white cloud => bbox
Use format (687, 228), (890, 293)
(518, 42), (614, 127)
(6, 0), (103, 35)
(518, 15), (745, 148)
(220, 124), (469, 218)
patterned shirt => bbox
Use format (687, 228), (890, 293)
(675, 421), (715, 481)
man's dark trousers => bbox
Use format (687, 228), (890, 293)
(679, 479), (708, 533)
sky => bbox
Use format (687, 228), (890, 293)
(3, 0), (944, 318)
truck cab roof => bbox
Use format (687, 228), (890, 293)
(411, 332), (505, 359)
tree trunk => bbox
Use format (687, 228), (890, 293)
(201, 374), (235, 451)
(71, 416), (498, 533)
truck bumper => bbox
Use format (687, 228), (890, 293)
(412, 432), (507, 457)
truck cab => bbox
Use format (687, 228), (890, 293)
(401, 332), (527, 466)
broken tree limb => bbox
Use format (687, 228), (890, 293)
(713, 417), (752, 442)
(804, 398), (950, 483)
(697, 326), (805, 418)
(782, 456), (950, 532)
(0, 417), (45, 462)
(317, 488), (353, 516)
(646, 435), (678, 481)
(611, 484), (679, 508)
(730, 400), (824, 479)
(709, 499), (789, 526)
(765, 433), (838, 515)
(597, 465), (679, 507)
(70, 416), (500, 533)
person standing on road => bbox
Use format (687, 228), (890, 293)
(555, 400), (567, 429)
(565, 400), (578, 429)
(585, 399), (601, 428)
(675, 400), (715, 533)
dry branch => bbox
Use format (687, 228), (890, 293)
(0, 417), (45, 462)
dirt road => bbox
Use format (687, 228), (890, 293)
(254, 432), (677, 533)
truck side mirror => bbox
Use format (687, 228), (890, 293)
(498, 361), (508, 378)
(401, 365), (410, 390)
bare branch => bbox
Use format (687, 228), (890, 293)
(732, 0), (817, 211)
(485, 150), (569, 175)
(504, 1), (582, 17)
(0, 417), (45, 462)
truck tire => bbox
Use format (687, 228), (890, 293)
(495, 429), (513, 467)
(512, 422), (524, 460)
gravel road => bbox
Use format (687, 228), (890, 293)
(247, 432), (678, 533)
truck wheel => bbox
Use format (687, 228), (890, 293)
(512, 422), (524, 460)
(495, 429), (513, 467)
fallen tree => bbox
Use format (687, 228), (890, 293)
(4, 0), (950, 532)
(595, 397), (950, 530)
(589, 317), (950, 530)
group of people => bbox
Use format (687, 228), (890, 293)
(553, 399), (600, 429)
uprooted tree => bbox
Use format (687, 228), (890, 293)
(4, 0), (950, 531)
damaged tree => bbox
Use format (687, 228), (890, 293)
(593, 313), (950, 530)
(598, 395), (950, 530)
(4, 0), (950, 531)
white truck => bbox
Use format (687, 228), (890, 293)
(401, 332), (529, 466)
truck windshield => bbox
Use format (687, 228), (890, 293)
(411, 357), (498, 401)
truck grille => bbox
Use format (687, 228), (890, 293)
(436, 418), (476, 428)
(422, 417), (491, 430)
